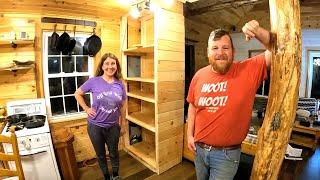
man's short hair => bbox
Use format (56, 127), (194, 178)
(208, 29), (234, 50)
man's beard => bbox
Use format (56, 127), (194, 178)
(209, 55), (233, 75)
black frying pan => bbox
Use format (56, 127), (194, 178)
(24, 115), (46, 129)
(66, 26), (76, 55)
(50, 24), (59, 50)
(56, 26), (70, 53)
(84, 28), (102, 57)
(6, 114), (27, 124)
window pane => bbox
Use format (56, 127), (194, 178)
(49, 78), (62, 96)
(48, 36), (59, 55)
(311, 56), (320, 98)
(48, 57), (61, 74)
(74, 39), (84, 55)
(76, 37), (88, 55)
(76, 56), (89, 72)
(79, 94), (91, 112)
(50, 97), (64, 115)
(65, 96), (78, 113)
(62, 56), (75, 73)
(77, 76), (89, 88)
(63, 77), (76, 95)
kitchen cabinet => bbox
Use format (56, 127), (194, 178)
(121, 8), (185, 174)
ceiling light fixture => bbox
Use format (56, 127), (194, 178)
(130, 0), (157, 18)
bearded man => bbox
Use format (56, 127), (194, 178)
(186, 20), (272, 180)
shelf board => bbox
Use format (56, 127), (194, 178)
(126, 141), (156, 172)
(127, 112), (155, 132)
(124, 45), (154, 54)
(125, 77), (154, 83)
(127, 91), (155, 103)
(0, 39), (34, 45)
(2, 66), (33, 71)
(289, 134), (315, 148)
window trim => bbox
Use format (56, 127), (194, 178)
(306, 50), (320, 98)
(42, 31), (93, 122)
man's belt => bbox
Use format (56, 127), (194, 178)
(197, 142), (241, 151)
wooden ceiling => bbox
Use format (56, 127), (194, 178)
(185, 0), (320, 31)
(0, 0), (132, 20)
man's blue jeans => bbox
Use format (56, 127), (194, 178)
(194, 143), (241, 180)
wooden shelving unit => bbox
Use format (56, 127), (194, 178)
(121, 7), (185, 174)
(289, 123), (320, 151)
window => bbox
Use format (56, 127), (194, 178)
(42, 32), (93, 119)
(249, 49), (269, 96)
(307, 50), (320, 99)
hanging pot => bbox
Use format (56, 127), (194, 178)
(56, 25), (70, 54)
(50, 24), (59, 50)
(84, 28), (102, 57)
(66, 26), (76, 56)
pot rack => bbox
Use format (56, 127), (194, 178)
(41, 17), (96, 27)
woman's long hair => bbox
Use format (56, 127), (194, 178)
(95, 52), (123, 80)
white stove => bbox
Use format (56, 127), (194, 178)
(1, 98), (61, 180)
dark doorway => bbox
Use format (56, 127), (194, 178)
(185, 43), (195, 121)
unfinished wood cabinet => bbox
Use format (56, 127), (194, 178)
(121, 8), (185, 174)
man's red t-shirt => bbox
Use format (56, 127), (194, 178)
(187, 54), (267, 146)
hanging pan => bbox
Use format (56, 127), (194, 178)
(56, 25), (70, 54)
(50, 24), (59, 50)
(84, 28), (102, 57)
(66, 26), (76, 55)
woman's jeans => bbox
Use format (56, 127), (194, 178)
(87, 122), (120, 175)
(195, 143), (241, 180)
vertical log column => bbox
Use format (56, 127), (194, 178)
(250, 0), (301, 179)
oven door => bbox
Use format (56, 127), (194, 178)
(10, 146), (60, 180)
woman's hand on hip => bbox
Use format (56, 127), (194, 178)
(85, 108), (96, 117)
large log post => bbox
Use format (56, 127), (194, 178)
(250, 0), (301, 179)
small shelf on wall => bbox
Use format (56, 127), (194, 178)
(127, 112), (155, 132)
(1, 65), (33, 72)
(0, 39), (34, 48)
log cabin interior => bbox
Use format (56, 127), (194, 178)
(0, 0), (319, 179)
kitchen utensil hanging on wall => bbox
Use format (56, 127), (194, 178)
(50, 24), (59, 50)
(56, 25), (70, 54)
(66, 26), (76, 55)
(83, 28), (102, 57)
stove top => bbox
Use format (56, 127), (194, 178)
(2, 120), (49, 137)
(1, 98), (50, 137)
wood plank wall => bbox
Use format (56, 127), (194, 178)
(156, 9), (185, 173)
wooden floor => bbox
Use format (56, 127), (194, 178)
(79, 145), (320, 180)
